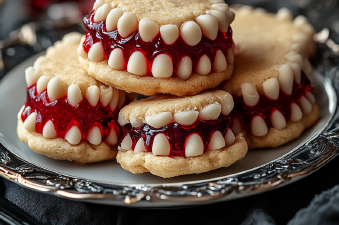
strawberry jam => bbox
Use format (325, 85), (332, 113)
(21, 85), (121, 142)
(231, 72), (313, 130)
(83, 11), (233, 77)
(121, 114), (231, 157)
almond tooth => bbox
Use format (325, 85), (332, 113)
(34, 56), (47, 68)
(291, 43), (302, 53)
(25, 66), (40, 87)
(42, 120), (57, 138)
(211, 3), (229, 14)
(271, 110), (287, 129)
(65, 125), (82, 145)
(87, 126), (102, 145)
(300, 96), (312, 114)
(251, 115), (268, 137)
(288, 62), (301, 84)
(120, 134), (132, 150)
(224, 129), (235, 146)
(152, 54), (173, 77)
(221, 93), (234, 115)
(117, 12), (138, 38)
(139, 19), (159, 42)
(109, 87), (120, 111)
(99, 85), (113, 107)
(208, 131), (225, 150)
(176, 56), (192, 80)
(106, 124), (118, 145)
(213, 50), (227, 72)
(195, 14), (218, 40)
(108, 48), (125, 70)
(129, 116), (143, 128)
(276, 8), (292, 21)
(77, 36), (88, 59)
(207, 10), (229, 32)
(86, 86), (100, 107)
(36, 76), (51, 94)
(62, 32), (82, 44)
(263, 78), (280, 100)
(118, 116), (128, 126)
(93, 0), (104, 10)
(199, 103), (221, 120)
(278, 64), (294, 95)
(145, 112), (173, 128)
(185, 134), (204, 157)
(226, 10), (235, 24)
(160, 25), (179, 45)
(291, 103), (303, 122)
(227, 44), (235, 64)
(237, 5), (254, 15)
(134, 138), (147, 153)
(294, 15), (308, 27)
(94, 4), (112, 22)
(67, 84), (83, 107)
(88, 42), (105, 62)
(306, 92), (316, 104)
(302, 58), (312, 74)
(106, 8), (124, 31)
(180, 21), (202, 46)
(285, 52), (303, 67)
(127, 51), (147, 76)
(23, 112), (37, 132)
(174, 111), (199, 126)
(152, 133), (170, 156)
(241, 83), (260, 106)
(196, 55), (211, 75)
(232, 117), (243, 134)
(117, 90), (126, 109)
(17, 105), (25, 119)
(47, 77), (67, 101)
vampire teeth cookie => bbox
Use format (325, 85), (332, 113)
(17, 33), (133, 164)
(221, 6), (319, 149)
(116, 90), (247, 178)
(78, 0), (235, 97)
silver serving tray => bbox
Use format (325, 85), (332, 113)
(0, 54), (337, 207)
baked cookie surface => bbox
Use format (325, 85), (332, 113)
(17, 33), (131, 163)
(116, 90), (248, 178)
(78, 0), (235, 96)
(222, 6), (318, 148)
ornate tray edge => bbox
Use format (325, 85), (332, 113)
(1, 62), (339, 207)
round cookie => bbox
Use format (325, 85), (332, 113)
(116, 90), (248, 178)
(78, 0), (235, 96)
(221, 6), (318, 149)
(17, 33), (133, 164)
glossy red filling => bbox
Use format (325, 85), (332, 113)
(83, 11), (233, 77)
(121, 114), (231, 157)
(21, 85), (121, 142)
(231, 72), (313, 130)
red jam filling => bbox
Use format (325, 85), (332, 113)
(121, 114), (231, 157)
(83, 11), (234, 77)
(231, 72), (313, 130)
(21, 85), (121, 142)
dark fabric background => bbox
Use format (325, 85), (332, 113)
(1, 0), (339, 224)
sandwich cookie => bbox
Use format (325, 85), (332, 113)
(222, 6), (319, 149)
(17, 33), (133, 164)
(116, 90), (247, 178)
(78, 0), (235, 96)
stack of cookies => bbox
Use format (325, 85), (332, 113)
(17, 0), (318, 178)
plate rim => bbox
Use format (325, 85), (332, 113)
(0, 53), (338, 207)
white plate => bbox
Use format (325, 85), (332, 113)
(0, 54), (336, 207)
